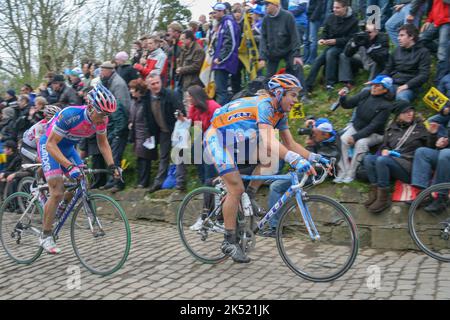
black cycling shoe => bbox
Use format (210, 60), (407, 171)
(221, 241), (251, 263)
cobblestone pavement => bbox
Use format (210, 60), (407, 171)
(1, 221), (449, 300)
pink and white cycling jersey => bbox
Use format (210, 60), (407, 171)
(45, 106), (108, 146)
(22, 119), (49, 149)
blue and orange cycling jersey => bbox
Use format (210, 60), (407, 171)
(204, 95), (289, 176)
(39, 106), (108, 180)
(208, 95), (289, 144)
(45, 106), (108, 146)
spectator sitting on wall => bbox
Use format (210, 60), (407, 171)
(363, 101), (437, 214)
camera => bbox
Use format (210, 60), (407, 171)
(298, 124), (313, 136)
(174, 110), (181, 117)
(353, 31), (370, 47)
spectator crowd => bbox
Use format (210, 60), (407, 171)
(1, 0), (450, 220)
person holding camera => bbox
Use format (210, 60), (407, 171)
(339, 23), (390, 89)
(334, 74), (393, 184)
(260, 118), (339, 237)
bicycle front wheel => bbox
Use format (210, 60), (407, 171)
(70, 194), (131, 276)
(177, 187), (227, 264)
(276, 194), (358, 282)
(409, 183), (450, 262)
(0, 192), (43, 264)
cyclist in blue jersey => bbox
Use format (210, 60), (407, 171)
(204, 74), (330, 263)
(38, 84), (121, 254)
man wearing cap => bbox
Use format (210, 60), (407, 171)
(261, 117), (340, 237)
(115, 51), (139, 85)
(334, 74), (393, 183)
(381, 24), (431, 102)
(100, 61), (131, 193)
(50, 74), (82, 108)
(167, 22), (184, 90)
(259, 0), (304, 81)
(211, 2), (241, 106)
(363, 100), (436, 213)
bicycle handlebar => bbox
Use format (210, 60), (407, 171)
(298, 157), (336, 188)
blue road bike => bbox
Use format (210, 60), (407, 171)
(177, 159), (358, 282)
(0, 164), (131, 276)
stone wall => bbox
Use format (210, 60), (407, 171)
(100, 184), (419, 251)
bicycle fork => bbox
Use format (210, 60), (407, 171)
(82, 198), (105, 238)
(294, 188), (321, 241)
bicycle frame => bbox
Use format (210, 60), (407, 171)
(241, 171), (322, 241)
(53, 177), (102, 237)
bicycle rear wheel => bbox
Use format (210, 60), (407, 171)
(276, 194), (358, 282)
(70, 194), (131, 276)
(0, 192), (43, 264)
(177, 187), (227, 264)
(409, 183), (450, 262)
(17, 177), (36, 211)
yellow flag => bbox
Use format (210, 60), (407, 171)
(423, 87), (449, 112)
(238, 12), (259, 81)
(121, 159), (130, 170)
(289, 103), (305, 120)
(199, 41), (216, 99)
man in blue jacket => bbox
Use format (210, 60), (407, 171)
(211, 3), (241, 106)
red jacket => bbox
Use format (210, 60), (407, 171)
(188, 100), (221, 132)
(426, 0), (450, 27)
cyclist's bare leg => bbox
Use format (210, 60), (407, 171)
(43, 177), (65, 234)
(220, 171), (250, 263)
(221, 171), (245, 230)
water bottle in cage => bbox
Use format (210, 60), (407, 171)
(214, 179), (225, 209)
(241, 193), (253, 217)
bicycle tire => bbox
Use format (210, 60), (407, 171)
(0, 192), (44, 264)
(177, 187), (228, 264)
(408, 182), (450, 262)
(276, 194), (358, 282)
(16, 177), (36, 211)
(70, 193), (131, 276)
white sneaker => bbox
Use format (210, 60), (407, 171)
(189, 217), (204, 231)
(342, 177), (354, 184)
(39, 235), (62, 254)
(333, 176), (345, 184)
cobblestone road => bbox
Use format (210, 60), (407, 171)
(1, 221), (449, 300)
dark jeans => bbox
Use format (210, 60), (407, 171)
(338, 52), (382, 84)
(153, 131), (186, 188)
(364, 154), (410, 188)
(266, 52), (305, 88)
(196, 163), (217, 186)
(305, 46), (343, 91)
(91, 154), (107, 189)
(411, 147), (450, 189)
(214, 69), (231, 106)
(137, 157), (152, 187)
(107, 134), (128, 188)
(231, 61), (245, 96)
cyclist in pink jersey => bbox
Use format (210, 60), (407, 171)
(38, 84), (121, 254)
